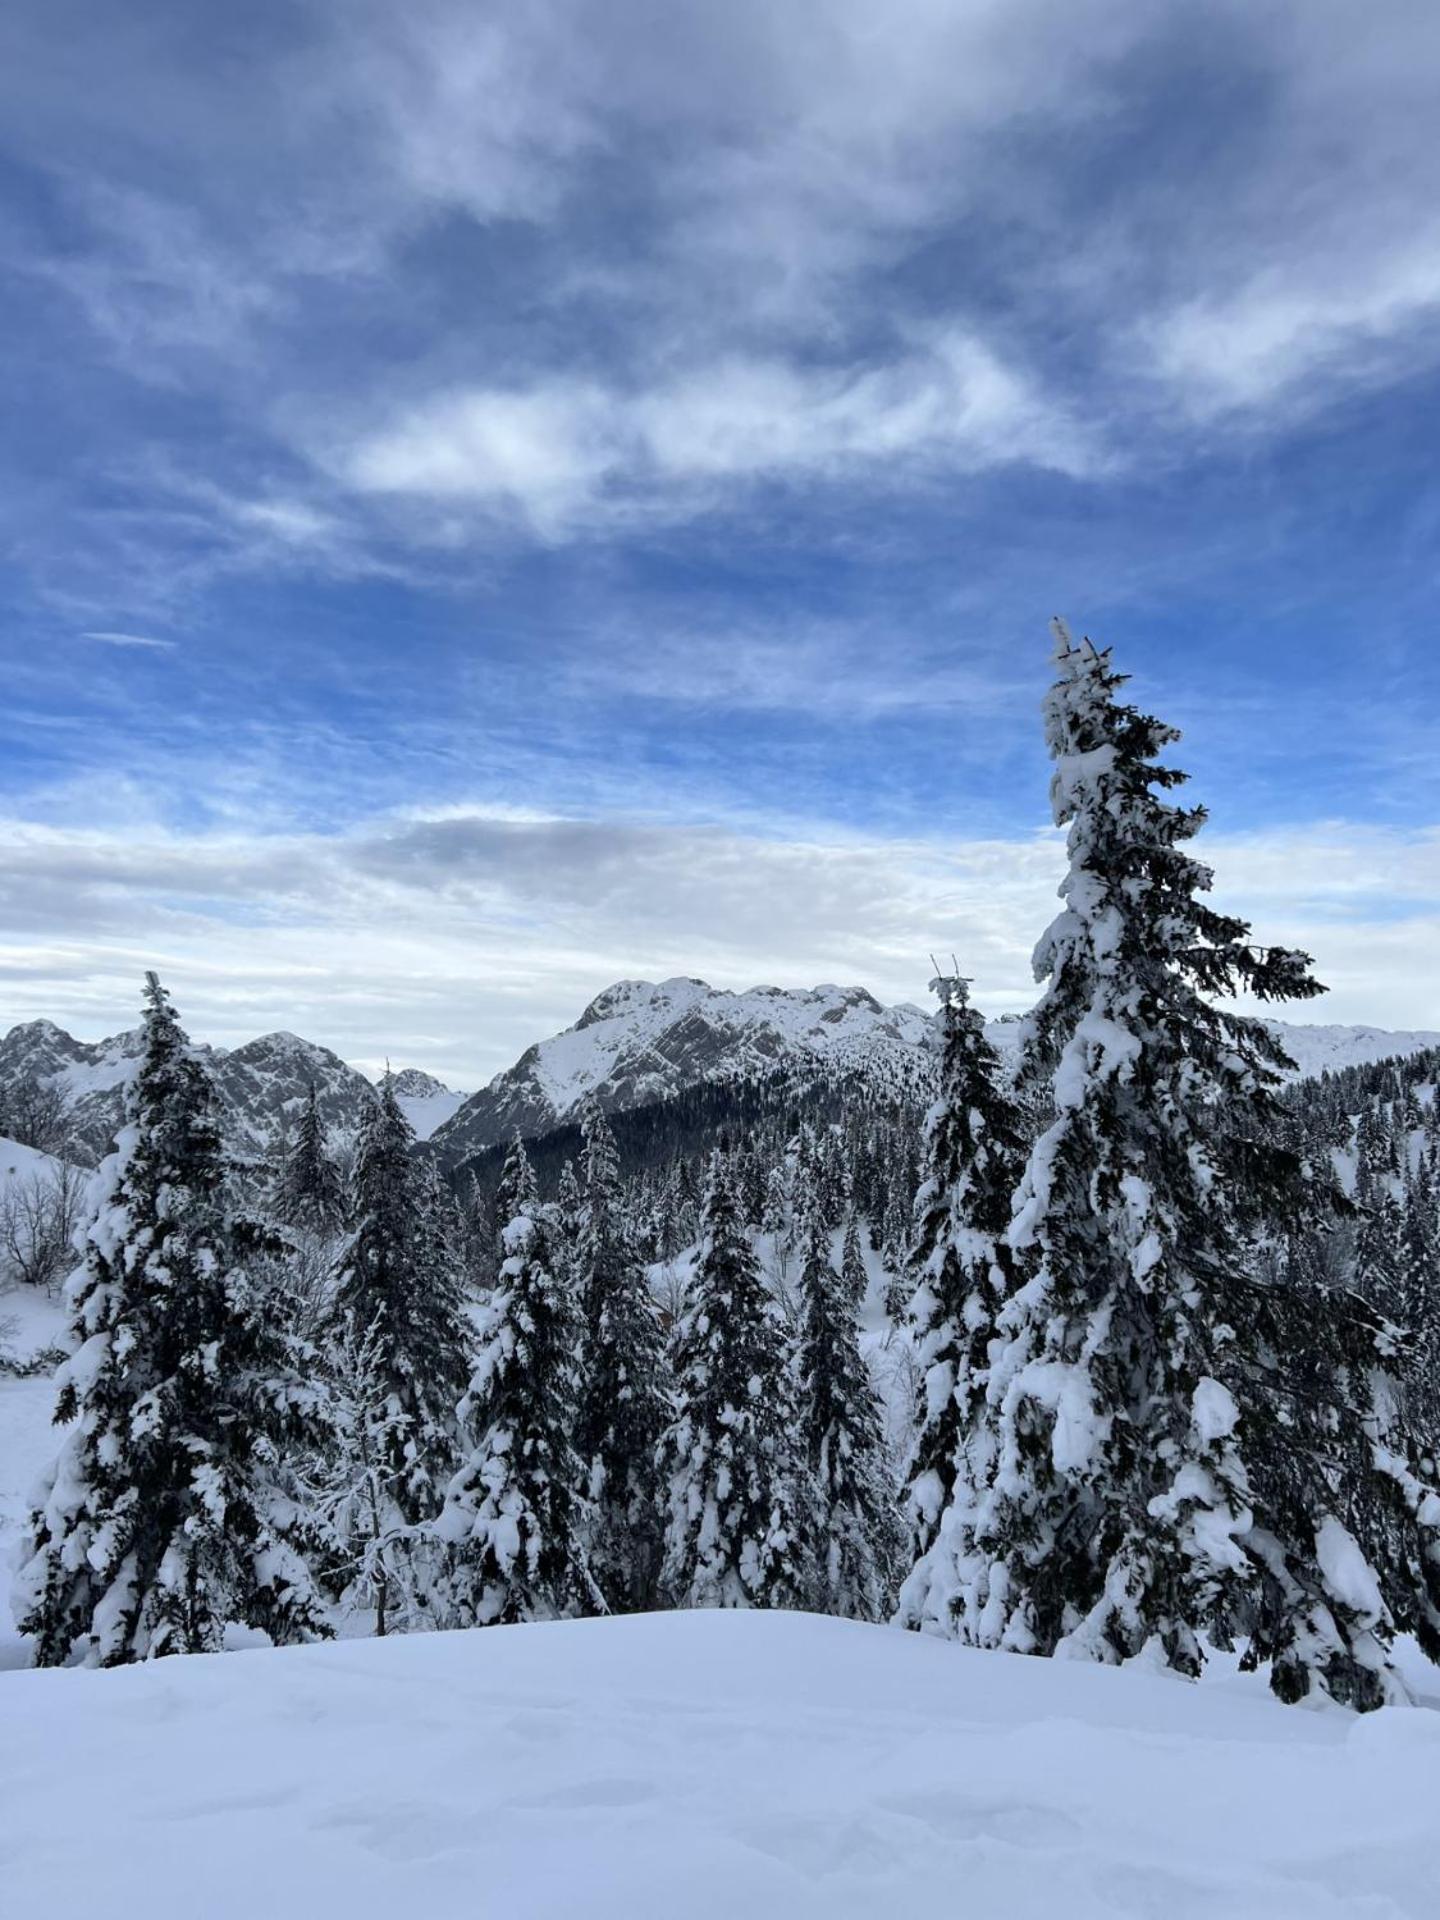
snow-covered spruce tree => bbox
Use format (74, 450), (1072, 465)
(761, 1158), (792, 1248)
(815, 1128), (850, 1236)
(1248, 1267), (1440, 1702)
(437, 1139), (602, 1624)
(573, 1101), (673, 1612)
(673, 1157), (703, 1246)
(554, 1158), (586, 1291)
(276, 1083), (346, 1239)
(320, 1081), (473, 1631)
(660, 1152), (808, 1610)
(795, 1218), (903, 1620)
(895, 973), (1027, 1634)
(456, 1169), (497, 1292)
(840, 1209), (869, 1312)
(1353, 1190), (1404, 1319)
(967, 623), (1318, 1684)
(955, 622), (1440, 1708)
(1396, 1159), (1439, 1409)
(13, 974), (330, 1666)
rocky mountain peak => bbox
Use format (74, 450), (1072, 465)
(428, 976), (939, 1168)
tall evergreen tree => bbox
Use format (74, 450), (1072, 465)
(895, 973), (1027, 1634)
(1354, 1109), (1397, 1208)
(321, 1082), (473, 1630)
(275, 1083), (346, 1239)
(840, 1209), (869, 1312)
(673, 1157), (703, 1246)
(1354, 1190), (1405, 1318)
(761, 1160), (792, 1245)
(437, 1140), (601, 1624)
(554, 1158), (586, 1289)
(13, 974), (329, 1666)
(947, 622), (1440, 1707)
(660, 1153), (807, 1610)
(1396, 1159), (1439, 1368)
(456, 1170), (497, 1292)
(573, 1101), (673, 1612)
(795, 1218), (902, 1620)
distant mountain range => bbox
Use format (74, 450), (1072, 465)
(0, 1021), (464, 1167)
(424, 978), (1440, 1169)
(3, 980), (1437, 1171)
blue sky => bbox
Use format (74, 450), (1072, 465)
(2, 0), (1438, 1081)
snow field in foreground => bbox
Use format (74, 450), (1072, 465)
(3, 1610), (1438, 1920)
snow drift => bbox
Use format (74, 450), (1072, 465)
(2, 1610), (1436, 1919)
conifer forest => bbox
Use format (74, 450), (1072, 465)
(6, 627), (1437, 1722)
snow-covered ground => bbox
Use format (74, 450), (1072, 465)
(0, 1286), (66, 1670)
(390, 1078), (468, 1140)
(0, 1133), (72, 1189)
(2, 1609), (1436, 1919)
(5, 1241), (1438, 1915)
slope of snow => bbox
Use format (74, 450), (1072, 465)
(10, 998), (1438, 1171)
(983, 1015), (1440, 1082)
(0, 1021), (419, 1164)
(1258, 1022), (1440, 1080)
(0, 1135), (72, 1188)
(382, 1067), (468, 1140)
(430, 977), (1440, 1166)
(2, 1610), (1436, 1918)
(395, 1087), (467, 1140)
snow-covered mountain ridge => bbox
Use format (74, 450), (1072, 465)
(379, 1067), (468, 1140)
(429, 977), (937, 1166)
(981, 1015), (1440, 1082)
(426, 975), (1440, 1168)
(4, 986), (1436, 1171)
(0, 1021), (465, 1165)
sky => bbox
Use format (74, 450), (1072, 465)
(2, 0), (1439, 1086)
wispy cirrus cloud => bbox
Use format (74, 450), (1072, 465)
(1141, 235), (1440, 424)
(79, 631), (177, 651)
(4, 0), (1440, 595)
(333, 331), (1098, 536)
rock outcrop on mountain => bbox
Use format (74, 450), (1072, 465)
(0, 1022), (462, 1166)
(426, 978), (938, 1169)
(380, 1067), (468, 1141)
(5, 983), (1435, 1173)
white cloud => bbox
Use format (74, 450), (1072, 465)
(560, 621), (1029, 722)
(1127, 3), (1440, 424)
(322, 3), (603, 229)
(337, 331), (1095, 534)
(30, 182), (280, 374)
(79, 631), (177, 652)
(344, 383), (620, 533)
(1203, 823), (1440, 911)
(1, 808), (1434, 1086)
(9, 0), (1440, 588)
(1143, 241), (1440, 421)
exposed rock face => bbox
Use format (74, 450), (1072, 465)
(428, 977), (937, 1168)
(0, 1023), (461, 1166)
(6, 984), (1435, 1173)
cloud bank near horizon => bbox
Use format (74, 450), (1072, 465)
(3, 806), (1435, 1085)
